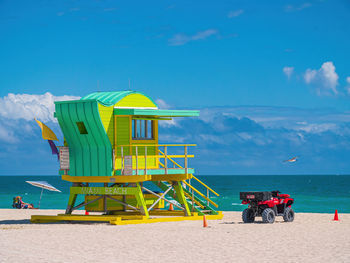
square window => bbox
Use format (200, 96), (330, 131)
(141, 120), (146, 138)
(76, 122), (88, 134)
(132, 119), (136, 138)
(137, 120), (141, 137)
(132, 119), (154, 140)
(146, 120), (153, 139)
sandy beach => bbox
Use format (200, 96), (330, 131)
(0, 210), (349, 263)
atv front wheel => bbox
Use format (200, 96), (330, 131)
(283, 206), (295, 222)
(262, 208), (275, 223)
(242, 208), (255, 223)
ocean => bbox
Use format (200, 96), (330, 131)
(1, 175), (349, 213)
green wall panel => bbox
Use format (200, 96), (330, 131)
(55, 100), (112, 177)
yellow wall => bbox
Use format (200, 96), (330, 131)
(114, 93), (157, 108)
(115, 116), (130, 155)
(98, 103), (114, 146)
(130, 120), (158, 168)
(99, 93), (160, 171)
(114, 117), (159, 170)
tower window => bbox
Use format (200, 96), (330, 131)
(76, 122), (88, 134)
(132, 120), (153, 140)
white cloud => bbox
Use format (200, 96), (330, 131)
(158, 119), (178, 127)
(0, 92), (80, 123)
(154, 98), (179, 127)
(168, 29), (218, 46)
(0, 125), (18, 143)
(237, 132), (252, 140)
(191, 30), (217, 40)
(155, 98), (170, 109)
(192, 105), (350, 134)
(158, 134), (184, 142)
(227, 9), (244, 18)
(304, 69), (317, 83)
(285, 3), (312, 12)
(304, 61), (339, 96)
(346, 77), (350, 95)
(57, 12), (65, 16)
(199, 134), (225, 144)
(283, 66), (294, 79)
(296, 123), (338, 133)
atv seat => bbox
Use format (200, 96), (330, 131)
(278, 194), (290, 198)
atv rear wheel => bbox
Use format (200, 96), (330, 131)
(262, 208), (275, 223)
(242, 208), (255, 223)
(283, 206), (295, 222)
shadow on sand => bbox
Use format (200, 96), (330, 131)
(0, 219), (108, 225)
(0, 219), (32, 224)
(220, 221), (286, 225)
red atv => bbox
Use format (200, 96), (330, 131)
(240, 191), (294, 223)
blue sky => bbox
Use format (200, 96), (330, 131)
(0, 0), (350, 175)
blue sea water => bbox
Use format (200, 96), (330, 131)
(1, 175), (349, 213)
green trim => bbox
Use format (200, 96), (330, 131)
(55, 99), (95, 105)
(114, 109), (200, 117)
(132, 117), (172, 121)
(69, 186), (137, 195)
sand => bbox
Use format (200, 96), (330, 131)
(0, 209), (349, 263)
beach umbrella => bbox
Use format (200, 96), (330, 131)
(25, 181), (61, 209)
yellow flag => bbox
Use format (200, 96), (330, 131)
(34, 118), (58, 141)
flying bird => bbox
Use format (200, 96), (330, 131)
(284, 156), (298, 163)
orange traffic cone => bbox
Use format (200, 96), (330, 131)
(203, 215), (208, 228)
(333, 210), (339, 221)
(168, 203), (174, 211)
(85, 210), (89, 215)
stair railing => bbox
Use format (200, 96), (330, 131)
(115, 144), (219, 209)
(157, 148), (220, 208)
(115, 144), (195, 175)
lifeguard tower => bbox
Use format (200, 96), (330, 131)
(32, 91), (222, 224)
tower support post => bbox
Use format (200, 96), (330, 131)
(134, 183), (149, 218)
(173, 181), (191, 216)
(65, 183), (79, 214)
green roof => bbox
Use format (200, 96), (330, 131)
(114, 108), (200, 117)
(80, 91), (157, 107)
